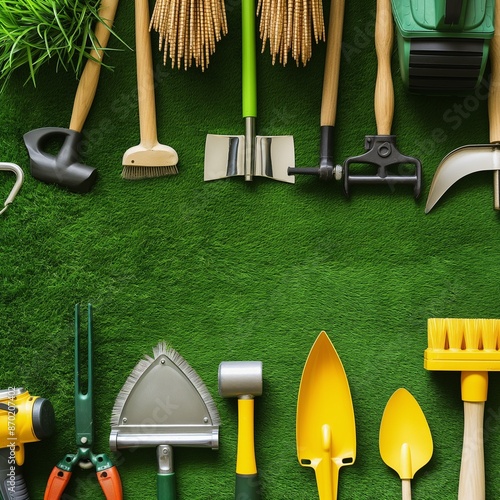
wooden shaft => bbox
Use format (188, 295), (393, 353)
(320, 0), (345, 127)
(401, 479), (411, 500)
(458, 401), (485, 500)
(135, 0), (159, 148)
(374, 0), (394, 135)
(69, 0), (119, 132)
(489, 0), (500, 208)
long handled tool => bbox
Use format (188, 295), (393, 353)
(296, 331), (356, 500)
(109, 342), (220, 499)
(23, 0), (119, 193)
(121, 0), (178, 180)
(204, 0), (295, 183)
(288, 0), (345, 183)
(343, 0), (421, 197)
(425, 0), (500, 213)
(425, 318), (500, 500)
(218, 361), (262, 500)
(379, 388), (433, 500)
(44, 304), (122, 500)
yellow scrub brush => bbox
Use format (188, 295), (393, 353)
(425, 318), (500, 500)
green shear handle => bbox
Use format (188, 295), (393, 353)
(44, 305), (123, 500)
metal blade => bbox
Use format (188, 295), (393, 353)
(204, 134), (245, 181)
(425, 144), (500, 213)
(255, 135), (295, 183)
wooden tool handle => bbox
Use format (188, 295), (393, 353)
(458, 401), (485, 500)
(374, 0), (394, 135)
(69, 0), (119, 132)
(320, 0), (345, 127)
(135, 0), (159, 148)
(401, 479), (411, 500)
(489, 0), (500, 208)
(489, 0), (500, 143)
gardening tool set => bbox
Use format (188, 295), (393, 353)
(0, 0), (498, 210)
(5, 0), (500, 498)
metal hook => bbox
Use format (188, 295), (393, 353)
(0, 162), (24, 215)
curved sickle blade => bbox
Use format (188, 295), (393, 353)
(425, 144), (500, 213)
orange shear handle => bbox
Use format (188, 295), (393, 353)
(98, 465), (123, 500)
(44, 467), (71, 500)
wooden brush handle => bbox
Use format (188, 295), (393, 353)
(489, 0), (500, 208)
(458, 401), (485, 500)
(401, 479), (411, 500)
(135, 0), (159, 148)
(69, 0), (120, 132)
(374, 0), (394, 136)
(489, 0), (500, 143)
(320, 0), (345, 127)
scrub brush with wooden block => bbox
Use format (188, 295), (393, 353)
(425, 318), (500, 500)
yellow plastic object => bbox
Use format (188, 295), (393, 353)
(296, 331), (356, 500)
(0, 390), (41, 465)
(424, 318), (500, 372)
(379, 388), (433, 487)
(236, 398), (257, 475)
(424, 317), (500, 500)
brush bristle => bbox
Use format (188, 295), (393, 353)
(121, 165), (178, 180)
(111, 341), (220, 427)
(425, 318), (500, 371)
(161, 344), (221, 426)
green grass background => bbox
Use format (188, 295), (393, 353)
(1, 1), (500, 499)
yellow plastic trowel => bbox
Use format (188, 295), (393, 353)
(379, 388), (433, 500)
(296, 331), (356, 499)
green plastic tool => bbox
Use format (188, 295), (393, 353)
(392, 0), (494, 93)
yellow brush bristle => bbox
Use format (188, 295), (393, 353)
(425, 318), (500, 371)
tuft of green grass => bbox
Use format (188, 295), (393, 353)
(0, 0), (122, 90)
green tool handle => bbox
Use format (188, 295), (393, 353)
(157, 473), (176, 500)
(242, 0), (257, 119)
(236, 474), (260, 500)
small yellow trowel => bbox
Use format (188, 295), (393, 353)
(296, 331), (356, 499)
(379, 388), (433, 500)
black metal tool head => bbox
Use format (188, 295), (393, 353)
(287, 125), (340, 181)
(343, 135), (422, 199)
(23, 127), (97, 193)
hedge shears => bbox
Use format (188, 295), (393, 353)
(44, 304), (122, 499)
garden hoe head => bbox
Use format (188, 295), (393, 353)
(109, 342), (220, 498)
(23, 0), (119, 193)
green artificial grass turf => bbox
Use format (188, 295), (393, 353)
(1, 0), (500, 499)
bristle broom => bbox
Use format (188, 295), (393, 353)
(425, 318), (500, 371)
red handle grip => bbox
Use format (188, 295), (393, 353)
(44, 467), (71, 500)
(98, 465), (123, 500)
